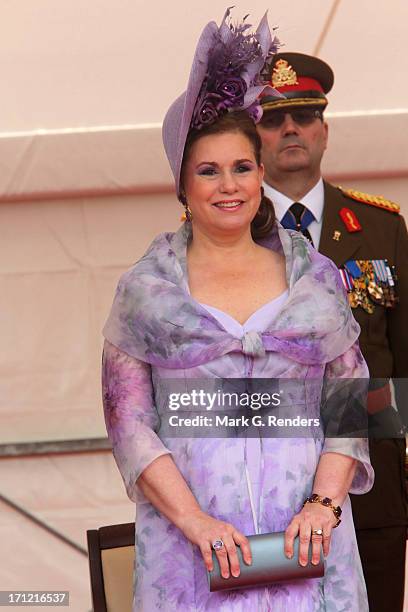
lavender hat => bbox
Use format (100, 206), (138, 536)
(162, 8), (281, 198)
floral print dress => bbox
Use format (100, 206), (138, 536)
(102, 222), (373, 611)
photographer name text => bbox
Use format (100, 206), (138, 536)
(167, 415), (320, 428)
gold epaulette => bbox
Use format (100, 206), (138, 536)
(337, 186), (400, 214)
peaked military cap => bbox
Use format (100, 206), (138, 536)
(260, 52), (334, 111)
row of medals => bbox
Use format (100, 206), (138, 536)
(342, 260), (398, 314)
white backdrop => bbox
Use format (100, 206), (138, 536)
(1, 0), (408, 131)
(0, 2), (407, 609)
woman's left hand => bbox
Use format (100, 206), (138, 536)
(284, 502), (338, 566)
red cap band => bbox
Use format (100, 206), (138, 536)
(274, 76), (324, 93)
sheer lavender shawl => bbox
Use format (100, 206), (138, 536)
(103, 222), (361, 368)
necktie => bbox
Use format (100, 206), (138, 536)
(281, 202), (314, 245)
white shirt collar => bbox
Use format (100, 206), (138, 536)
(263, 177), (324, 224)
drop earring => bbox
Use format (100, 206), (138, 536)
(182, 204), (193, 222)
(179, 192), (193, 222)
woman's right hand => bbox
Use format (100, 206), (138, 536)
(178, 510), (252, 578)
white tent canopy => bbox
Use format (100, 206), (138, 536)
(0, 0), (407, 203)
(2, 0), (407, 129)
(1, 2), (407, 609)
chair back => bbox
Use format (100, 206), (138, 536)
(87, 522), (135, 612)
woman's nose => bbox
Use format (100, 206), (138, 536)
(220, 171), (238, 192)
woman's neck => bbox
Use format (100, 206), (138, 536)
(187, 226), (260, 267)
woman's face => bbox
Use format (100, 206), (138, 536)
(182, 131), (264, 237)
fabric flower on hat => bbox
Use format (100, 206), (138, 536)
(191, 7), (280, 130)
(191, 94), (223, 129)
(215, 76), (247, 104)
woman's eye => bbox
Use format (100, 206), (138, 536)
(198, 167), (217, 176)
(235, 164), (252, 173)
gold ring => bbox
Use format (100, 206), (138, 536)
(312, 528), (323, 536)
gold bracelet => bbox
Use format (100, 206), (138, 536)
(303, 494), (342, 528)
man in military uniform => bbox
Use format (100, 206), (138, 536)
(257, 52), (408, 611)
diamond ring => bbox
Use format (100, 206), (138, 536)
(312, 528), (323, 536)
(212, 539), (224, 551)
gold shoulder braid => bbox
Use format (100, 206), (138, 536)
(337, 186), (400, 214)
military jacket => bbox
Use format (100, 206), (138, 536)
(319, 181), (408, 528)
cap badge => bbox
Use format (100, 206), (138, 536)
(272, 59), (299, 88)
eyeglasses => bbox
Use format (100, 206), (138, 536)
(260, 109), (323, 129)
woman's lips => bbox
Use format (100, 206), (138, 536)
(212, 200), (244, 211)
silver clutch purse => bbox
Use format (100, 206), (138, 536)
(208, 531), (324, 592)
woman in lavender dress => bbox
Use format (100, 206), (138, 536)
(102, 10), (373, 611)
